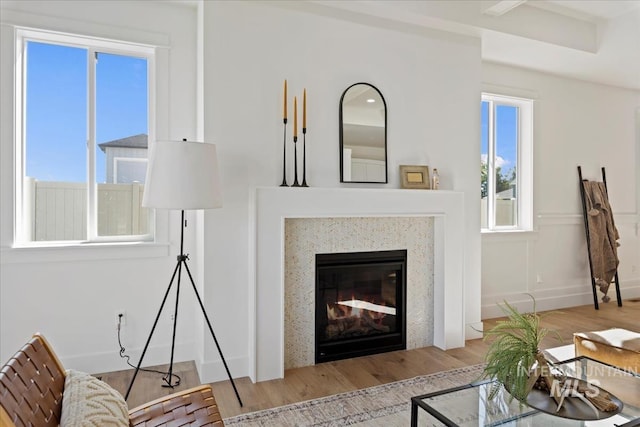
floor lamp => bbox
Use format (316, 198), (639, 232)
(124, 139), (243, 407)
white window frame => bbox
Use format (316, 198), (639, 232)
(113, 157), (148, 184)
(14, 28), (156, 246)
(482, 93), (533, 232)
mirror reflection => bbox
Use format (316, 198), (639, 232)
(340, 83), (387, 183)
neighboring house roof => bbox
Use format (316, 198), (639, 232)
(98, 134), (148, 152)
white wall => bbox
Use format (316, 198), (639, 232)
(0, 1), (201, 374)
(481, 62), (640, 317)
(6, 0), (610, 385)
(200, 1), (482, 382)
(3, 0), (636, 386)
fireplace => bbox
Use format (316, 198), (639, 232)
(315, 250), (407, 363)
(253, 187), (470, 382)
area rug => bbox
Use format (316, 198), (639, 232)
(223, 364), (485, 426)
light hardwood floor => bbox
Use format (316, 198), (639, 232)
(98, 299), (640, 418)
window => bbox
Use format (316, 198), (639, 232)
(15, 29), (154, 244)
(481, 93), (533, 231)
(114, 158), (148, 184)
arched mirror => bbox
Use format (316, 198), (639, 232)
(340, 83), (387, 183)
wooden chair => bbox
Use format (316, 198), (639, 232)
(0, 333), (225, 426)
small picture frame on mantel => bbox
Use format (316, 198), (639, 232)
(400, 165), (430, 189)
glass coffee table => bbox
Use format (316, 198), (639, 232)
(411, 357), (640, 426)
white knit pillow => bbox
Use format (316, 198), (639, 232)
(60, 369), (129, 426)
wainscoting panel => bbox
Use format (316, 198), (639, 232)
(481, 213), (640, 319)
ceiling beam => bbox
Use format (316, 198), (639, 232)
(481, 0), (528, 17)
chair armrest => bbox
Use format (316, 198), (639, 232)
(0, 333), (66, 427)
(128, 384), (225, 426)
(1, 405), (14, 427)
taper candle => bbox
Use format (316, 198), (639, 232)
(283, 80), (288, 120)
(303, 89), (307, 129)
(293, 96), (298, 137)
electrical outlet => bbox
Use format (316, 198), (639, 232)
(115, 310), (126, 327)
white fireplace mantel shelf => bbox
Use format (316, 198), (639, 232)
(249, 187), (466, 382)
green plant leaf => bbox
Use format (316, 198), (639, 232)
(482, 295), (560, 402)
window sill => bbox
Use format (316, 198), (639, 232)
(1, 241), (171, 264)
(481, 228), (534, 233)
(481, 229), (538, 241)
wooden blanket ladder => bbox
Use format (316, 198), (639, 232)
(577, 166), (622, 309)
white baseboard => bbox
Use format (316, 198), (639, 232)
(197, 355), (249, 384)
(63, 342), (194, 375)
(63, 340), (248, 384)
(481, 281), (640, 320)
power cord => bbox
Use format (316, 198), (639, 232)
(116, 314), (181, 387)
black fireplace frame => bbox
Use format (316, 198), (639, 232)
(315, 249), (407, 363)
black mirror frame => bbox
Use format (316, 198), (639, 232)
(339, 82), (388, 184)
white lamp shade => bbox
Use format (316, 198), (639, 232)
(142, 140), (223, 209)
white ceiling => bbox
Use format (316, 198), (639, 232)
(303, 0), (640, 90)
(541, 0), (639, 20)
(483, 0), (640, 89)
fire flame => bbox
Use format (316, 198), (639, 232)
(326, 296), (395, 322)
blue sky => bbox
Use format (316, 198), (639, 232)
(25, 41), (147, 183)
(481, 101), (517, 175)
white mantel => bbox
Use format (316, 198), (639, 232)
(250, 187), (467, 382)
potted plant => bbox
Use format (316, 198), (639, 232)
(482, 296), (619, 416)
(482, 296), (559, 402)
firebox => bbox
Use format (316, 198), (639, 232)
(315, 249), (407, 363)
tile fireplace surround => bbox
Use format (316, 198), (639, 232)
(250, 187), (466, 382)
(285, 216), (434, 369)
